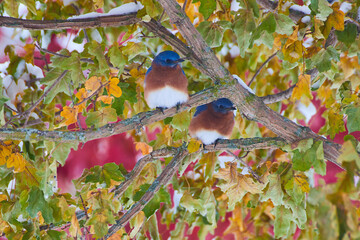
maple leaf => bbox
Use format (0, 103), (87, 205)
(106, 77), (122, 98)
(214, 162), (265, 209)
(130, 211), (145, 238)
(294, 173), (310, 193)
(135, 142), (153, 155)
(323, 2), (344, 38)
(6, 152), (26, 173)
(60, 106), (79, 126)
(85, 76), (102, 94)
(69, 213), (82, 237)
(75, 88), (88, 112)
(291, 74), (313, 103)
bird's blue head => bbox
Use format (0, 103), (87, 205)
(153, 51), (184, 67)
(212, 98), (236, 114)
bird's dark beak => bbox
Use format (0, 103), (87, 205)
(176, 58), (185, 63)
(227, 106), (236, 111)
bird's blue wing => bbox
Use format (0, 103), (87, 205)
(145, 67), (152, 76)
(194, 105), (208, 117)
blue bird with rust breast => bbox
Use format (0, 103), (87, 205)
(144, 51), (189, 110)
(189, 98), (236, 145)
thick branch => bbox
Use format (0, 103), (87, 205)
(0, 86), (226, 142)
(0, 14), (139, 30)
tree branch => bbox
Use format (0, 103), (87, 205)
(105, 146), (189, 239)
(260, 85), (295, 104)
(0, 85), (226, 142)
(0, 14), (139, 30)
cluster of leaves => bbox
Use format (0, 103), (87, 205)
(0, 0), (360, 238)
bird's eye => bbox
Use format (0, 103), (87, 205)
(166, 59), (172, 63)
(219, 105), (224, 108)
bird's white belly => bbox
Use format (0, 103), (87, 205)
(192, 130), (227, 145)
(146, 86), (189, 109)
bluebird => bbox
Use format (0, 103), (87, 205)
(189, 98), (236, 145)
(144, 51), (189, 111)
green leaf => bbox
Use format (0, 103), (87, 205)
(133, 184), (171, 218)
(52, 142), (78, 166)
(310, 0), (319, 13)
(142, 0), (162, 18)
(233, 10), (256, 57)
(306, 47), (339, 72)
(272, 205), (294, 238)
(274, 13), (295, 35)
(47, 230), (66, 240)
(345, 106), (360, 133)
(198, 0), (216, 19)
(26, 186), (54, 223)
(0, 166), (14, 189)
(122, 42), (147, 61)
(42, 68), (71, 104)
(171, 111), (191, 131)
(86, 41), (109, 74)
(336, 23), (357, 46)
(316, 0), (333, 21)
(247, 0), (259, 18)
(197, 21), (231, 48)
(52, 51), (84, 86)
(4, 0), (19, 17)
(20, 0), (36, 15)
(251, 12), (276, 46)
(261, 174), (283, 206)
(102, 162), (125, 186)
(86, 107), (117, 128)
(108, 43), (127, 74)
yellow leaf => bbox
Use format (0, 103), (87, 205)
(0, 146), (10, 165)
(60, 106), (79, 126)
(85, 76), (102, 94)
(187, 138), (202, 153)
(129, 211), (145, 238)
(135, 142), (153, 155)
(294, 173), (310, 193)
(93, 0), (103, 9)
(75, 88), (88, 112)
(6, 153), (26, 173)
(0, 194), (7, 201)
(38, 212), (45, 225)
(97, 95), (113, 104)
(282, 40), (303, 63)
(291, 74), (313, 102)
(106, 77), (122, 98)
(324, 2), (344, 37)
(69, 213), (82, 237)
(23, 44), (35, 64)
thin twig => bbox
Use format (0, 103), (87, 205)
(260, 85), (295, 104)
(2, 70), (68, 128)
(226, 150), (263, 183)
(248, 51), (278, 87)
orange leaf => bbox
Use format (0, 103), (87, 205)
(291, 74), (313, 102)
(323, 2), (344, 37)
(85, 76), (102, 94)
(106, 77), (122, 98)
(135, 142), (153, 155)
(60, 106), (79, 125)
(75, 88), (88, 112)
(97, 95), (113, 104)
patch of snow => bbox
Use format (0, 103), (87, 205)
(91, 29), (102, 43)
(56, 33), (85, 52)
(240, 166), (250, 175)
(267, 68), (274, 75)
(301, 16), (311, 23)
(233, 74), (255, 94)
(18, 3), (28, 19)
(231, 0), (241, 11)
(218, 156), (233, 168)
(0, 62), (10, 77)
(68, 2), (144, 20)
(172, 190), (182, 212)
(35, 1), (41, 10)
(220, 45), (229, 56)
(229, 44), (240, 58)
(15, 60), (26, 79)
(340, 2), (352, 13)
(297, 101), (316, 123)
(290, 5), (311, 15)
(303, 37), (314, 48)
(41, 30), (52, 49)
(26, 63), (44, 78)
(63, 0), (77, 6)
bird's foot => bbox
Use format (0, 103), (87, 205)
(156, 107), (165, 115)
(214, 138), (222, 148)
(176, 102), (182, 112)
